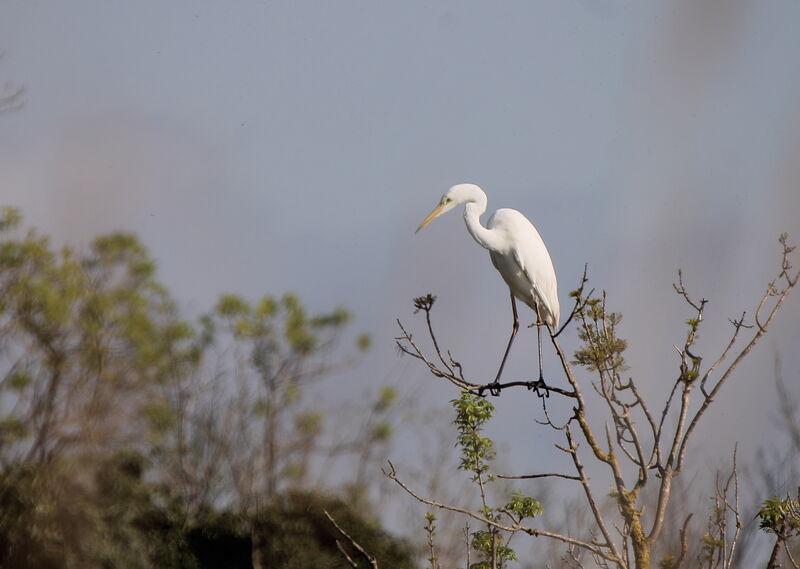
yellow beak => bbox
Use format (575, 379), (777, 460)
(415, 203), (446, 233)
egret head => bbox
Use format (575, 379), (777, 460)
(416, 183), (483, 233)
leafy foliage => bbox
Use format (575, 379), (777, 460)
(0, 209), (406, 568)
(452, 392), (496, 482)
(0, 208), (197, 464)
(504, 491), (544, 520)
(758, 496), (800, 534)
(424, 512), (438, 569)
(572, 293), (628, 374)
(470, 530), (518, 569)
(450, 393), (543, 569)
(0, 454), (416, 569)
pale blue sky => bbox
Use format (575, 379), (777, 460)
(1, 0), (799, 553)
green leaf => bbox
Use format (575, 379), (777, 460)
(143, 402), (176, 434)
(470, 530), (518, 568)
(0, 416), (28, 441)
(505, 491), (544, 519)
(6, 371), (32, 391)
(216, 294), (250, 317)
(0, 206), (22, 231)
(374, 386), (397, 413)
(255, 295), (277, 317)
(356, 333), (371, 351)
(310, 306), (351, 327)
(758, 496), (800, 533)
(452, 393), (496, 481)
(370, 421), (393, 442)
(294, 411), (324, 438)
(658, 555), (677, 569)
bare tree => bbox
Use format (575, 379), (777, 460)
(732, 351), (800, 568)
(392, 234), (798, 569)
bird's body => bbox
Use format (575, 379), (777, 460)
(416, 183), (559, 390)
(486, 208), (559, 327)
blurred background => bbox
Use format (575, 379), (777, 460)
(0, 1), (799, 567)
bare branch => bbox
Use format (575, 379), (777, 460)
(394, 236), (797, 569)
(699, 311), (748, 396)
(672, 269), (703, 312)
(787, 545), (800, 569)
(721, 447), (742, 569)
(655, 374), (683, 451)
(563, 426), (622, 563)
(549, 334), (611, 465)
(671, 514), (693, 569)
(415, 294), (455, 374)
(395, 318), (476, 391)
(553, 264), (590, 338)
(677, 245), (797, 471)
(463, 523), (471, 569)
(626, 379), (660, 465)
(324, 509), (379, 569)
(334, 540), (362, 569)
(496, 472), (581, 482)
(397, 304), (577, 397)
(472, 379), (576, 399)
(382, 460), (620, 565)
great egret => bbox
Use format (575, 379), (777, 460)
(416, 183), (559, 394)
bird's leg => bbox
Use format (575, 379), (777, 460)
(531, 303), (550, 398)
(537, 312), (543, 382)
(490, 291), (519, 396)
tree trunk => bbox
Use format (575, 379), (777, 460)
(251, 525), (263, 569)
(631, 524), (650, 569)
(766, 535), (784, 569)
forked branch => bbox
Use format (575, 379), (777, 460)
(675, 234), (799, 472)
(382, 460), (622, 566)
(396, 295), (576, 398)
(393, 234), (797, 569)
(324, 509), (380, 569)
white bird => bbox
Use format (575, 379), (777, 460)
(416, 183), (559, 393)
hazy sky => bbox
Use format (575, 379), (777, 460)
(2, 0), (799, 539)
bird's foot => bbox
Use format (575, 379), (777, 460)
(528, 378), (550, 398)
(487, 382), (501, 397)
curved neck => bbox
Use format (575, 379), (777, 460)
(463, 199), (504, 252)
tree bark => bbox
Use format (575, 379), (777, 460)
(766, 535), (784, 569)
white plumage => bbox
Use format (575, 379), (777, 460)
(487, 208), (559, 327)
(416, 183), (559, 387)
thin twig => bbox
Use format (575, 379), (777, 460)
(563, 426), (622, 563)
(464, 522), (471, 569)
(787, 545), (800, 569)
(553, 264), (590, 338)
(324, 509), (379, 569)
(382, 460), (620, 564)
(672, 513), (693, 569)
(334, 541), (362, 569)
(677, 267), (796, 471)
(418, 295), (454, 374)
(395, 318), (476, 391)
